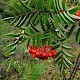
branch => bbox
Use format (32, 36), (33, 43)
(69, 53), (80, 80)
(13, 10), (51, 18)
(10, 9), (65, 19)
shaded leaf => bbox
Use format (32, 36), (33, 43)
(7, 58), (14, 72)
(4, 46), (16, 56)
(76, 28), (80, 42)
(62, 50), (73, 57)
(37, 34), (41, 48)
(20, 38), (28, 44)
(68, 6), (80, 14)
(63, 60), (69, 68)
(42, 39), (46, 46)
(52, 43), (60, 49)
(4, 40), (18, 49)
(2, 58), (11, 65)
(5, 33), (20, 37)
(19, 0), (31, 12)
(63, 55), (73, 65)
(61, 45), (72, 49)
(27, 38), (31, 49)
(62, 0), (67, 10)
(67, 25), (76, 38)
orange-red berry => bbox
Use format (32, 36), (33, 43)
(76, 11), (80, 17)
(32, 54), (36, 58)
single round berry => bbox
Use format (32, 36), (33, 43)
(29, 49), (32, 53)
(32, 54), (36, 58)
(48, 52), (53, 57)
(29, 45), (34, 49)
(36, 51), (40, 56)
(31, 49), (36, 54)
(52, 50), (57, 57)
(42, 52), (46, 57)
(76, 11), (80, 17)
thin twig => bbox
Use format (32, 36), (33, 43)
(69, 53), (80, 80)
(71, 56), (80, 80)
(7, 9), (66, 19)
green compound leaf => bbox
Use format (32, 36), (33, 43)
(14, 16), (22, 27)
(5, 33), (20, 37)
(4, 46), (16, 57)
(20, 37), (28, 44)
(67, 11), (80, 19)
(56, 51), (63, 62)
(10, 18), (17, 25)
(7, 58), (14, 72)
(59, 24), (68, 32)
(19, 0), (32, 12)
(42, 39), (46, 46)
(48, 37), (52, 46)
(32, 35), (36, 46)
(3, 17), (14, 21)
(76, 28), (80, 42)
(24, 28), (30, 36)
(63, 55), (73, 65)
(52, 43), (60, 50)
(4, 40), (18, 50)
(27, 38), (31, 49)
(63, 60), (69, 68)
(24, 62), (46, 80)
(61, 45), (72, 49)
(18, 15), (28, 27)
(62, 0), (67, 10)
(59, 62), (64, 73)
(30, 22), (40, 32)
(68, 6), (80, 14)
(2, 58), (11, 65)
(62, 50), (73, 57)
(37, 34), (41, 48)
(67, 25), (76, 38)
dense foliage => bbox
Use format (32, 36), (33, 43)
(1, 0), (80, 80)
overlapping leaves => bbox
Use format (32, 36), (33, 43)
(3, 0), (80, 27)
(3, 0), (80, 74)
(56, 44), (73, 73)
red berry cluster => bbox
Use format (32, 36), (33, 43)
(29, 45), (57, 60)
(76, 11), (80, 17)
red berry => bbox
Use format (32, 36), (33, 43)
(31, 49), (36, 54)
(36, 51), (40, 56)
(39, 51), (43, 55)
(29, 45), (34, 49)
(52, 50), (56, 53)
(46, 53), (48, 57)
(53, 52), (56, 57)
(52, 51), (56, 57)
(76, 11), (80, 17)
(29, 45), (57, 60)
(42, 52), (46, 57)
(32, 54), (36, 58)
(48, 52), (53, 57)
